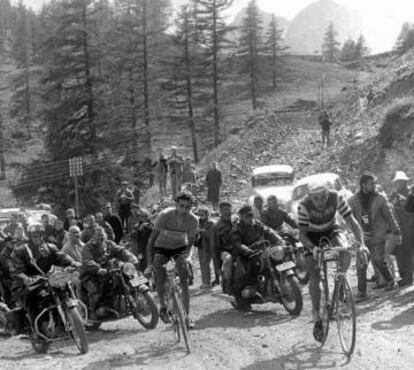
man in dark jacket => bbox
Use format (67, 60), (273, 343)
(195, 206), (217, 289)
(211, 201), (233, 293)
(262, 195), (298, 232)
(230, 205), (284, 309)
(318, 110), (332, 149)
(102, 203), (123, 243)
(390, 171), (414, 287)
(10, 223), (79, 319)
(81, 227), (138, 319)
(0, 237), (17, 306)
(114, 181), (134, 231)
(349, 173), (402, 300)
(206, 161), (222, 210)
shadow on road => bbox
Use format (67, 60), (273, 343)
(84, 339), (189, 369)
(241, 342), (350, 370)
(195, 307), (295, 330)
(371, 306), (414, 331)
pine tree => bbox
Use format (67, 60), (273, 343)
(322, 22), (339, 63)
(193, 0), (234, 147)
(394, 22), (414, 55)
(354, 34), (370, 60)
(10, 0), (35, 135)
(264, 13), (287, 90)
(340, 37), (356, 61)
(238, 0), (263, 110)
(0, 101), (6, 180)
(40, 0), (98, 159)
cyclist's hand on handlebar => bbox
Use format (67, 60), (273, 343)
(312, 246), (321, 261)
(97, 268), (108, 276)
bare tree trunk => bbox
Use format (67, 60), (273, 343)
(271, 37), (276, 90)
(81, 2), (96, 153)
(183, 10), (199, 163)
(212, 0), (220, 147)
(249, 18), (257, 110)
(142, 0), (151, 153)
(0, 106), (6, 180)
(129, 66), (138, 163)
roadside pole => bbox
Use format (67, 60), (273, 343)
(69, 157), (83, 217)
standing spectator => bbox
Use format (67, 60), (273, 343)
(252, 195), (264, 221)
(349, 172), (401, 301)
(95, 212), (115, 241)
(182, 157), (196, 184)
(41, 214), (56, 244)
(102, 203), (123, 243)
(206, 161), (222, 210)
(63, 208), (83, 231)
(135, 208), (154, 273)
(114, 181), (134, 231)
(391, 171), (414, 286)
(62, 226), (84, 263)
(169, 146), (184, 198)
(81, 215), (97, 243)
(195, 207), (217, 289)
(156, 148), (168, 198)
(127, 203), (141, 256)
(3, 213), (20, 237)
(318, 110), (332, 149)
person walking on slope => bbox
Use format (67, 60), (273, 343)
(349, 172), (401, 301)
(206, 161), (222, 210)
(168, 146), (184, 198)
(318, 110), (332, 149)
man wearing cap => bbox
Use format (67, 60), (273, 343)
(230, 204), (284, 309)
(103, 203), (123, 243)
(299, 180), (368, 343)
(63, 208), (83, 231)
(114, 181), (134, 231)
(390, 171), (414, 286)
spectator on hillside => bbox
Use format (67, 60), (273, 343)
(155, 148), (168, 198)
(182, 157), (196, 184)
(53, 219), (68, 249)
(318, 110), (333, 149)
(169, 146), (184, 198)
(206, 161), (222, 210)
(41, 214), (56, 243)
(81, 215), (97, 243)
(114, 181), (134, 231)
(102, 202), (123, 243)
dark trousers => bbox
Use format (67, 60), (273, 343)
(395, 241), (413, 284)
(119, 204), (131, 231)
(357, 240), (393, 294)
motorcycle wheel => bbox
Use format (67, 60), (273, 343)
(31, 334), (50, 354)
(133, 290), (159, 329)
(295, 251), (309, 284)
(280, 275), (303, 316)
(68, 308), (89, 354)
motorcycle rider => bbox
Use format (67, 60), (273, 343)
(230, 205), (284, 310)
(298, 181), (369, 343)
(0, 237), (16, 307)
(261, 195), (298, 233)
(81, 226), (138, 320)
(144, 191), (198, 328)
(10, 223), (80, 320)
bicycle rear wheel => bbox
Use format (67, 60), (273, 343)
(172, 290), (190, 354)
(336, 276), (356, 356)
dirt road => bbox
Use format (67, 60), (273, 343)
(1, 262), (414, 370)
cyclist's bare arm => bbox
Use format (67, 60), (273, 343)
(298, 225), (314, 249)
(146, 228), (161, 267)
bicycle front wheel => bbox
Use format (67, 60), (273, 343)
(336, 276), (356, 356)
(172, 290), (190, 354)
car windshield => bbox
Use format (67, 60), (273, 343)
(253, 173), (293, 187)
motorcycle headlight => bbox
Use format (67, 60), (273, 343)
(122, 262), (137, 278)
(270, 245), (284, 261)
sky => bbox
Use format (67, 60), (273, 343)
(22, 0), (414, 52)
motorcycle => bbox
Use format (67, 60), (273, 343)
(230, 240), (303, 316)
(84, 259), (159, 331)
(24, 268), (89, 354)
(280, 229), (309, 284)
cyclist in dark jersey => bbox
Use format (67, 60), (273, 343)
(298, 181), (369, 343)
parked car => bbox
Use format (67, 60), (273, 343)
(291, 172), (352, 223)
(249, 165), (295, 211)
